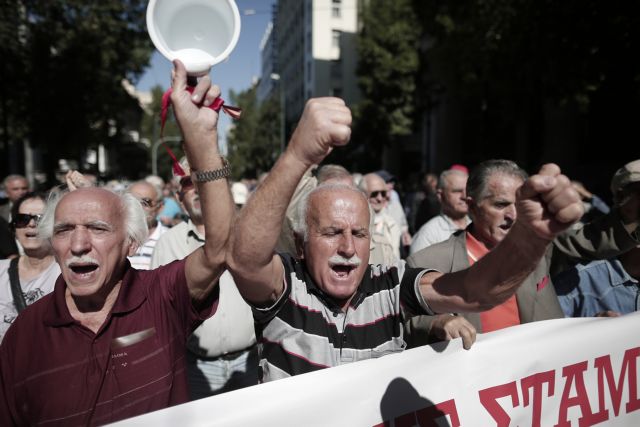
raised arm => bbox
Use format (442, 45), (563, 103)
(171, 60), (235, 304)
(227, 98), (352, 305)
(419, 163), (584, 314)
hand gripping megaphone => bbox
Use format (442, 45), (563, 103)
(146, 0), (241, 76)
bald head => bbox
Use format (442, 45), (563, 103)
(295, 184), (369, 242)
(38, 187), (148, 248)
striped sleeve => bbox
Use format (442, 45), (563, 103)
(398, 260), (435, 316)
(251, 253), (293, 324)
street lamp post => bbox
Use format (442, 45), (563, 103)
(151, 136), (183, 176)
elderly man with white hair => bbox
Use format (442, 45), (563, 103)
(227, 97), (585, 383)
(0, 61), (234, 425)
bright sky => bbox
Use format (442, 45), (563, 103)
(135, 0), (276, 150)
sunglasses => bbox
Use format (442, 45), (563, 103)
(369, 190), (387, 199)
(12, 213), (42, 229)
(179, 177), (194, 190)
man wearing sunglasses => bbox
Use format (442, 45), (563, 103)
(151, 157), (257, 401)
(0, 61), (234, 425)
(360, 172), (401, 266)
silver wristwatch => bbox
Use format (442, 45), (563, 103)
(191, 157), (231, 183)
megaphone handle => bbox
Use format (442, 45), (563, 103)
(187, 75), (199, 87)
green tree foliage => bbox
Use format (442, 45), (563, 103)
(413, 0), (640, 169)
(0, 0), (153, 180)
(226, 86), (281, 180)
(352, 0), (421, 166)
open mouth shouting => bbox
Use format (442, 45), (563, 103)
(328, 255), (361, 280)
(66, 257), (99, 281)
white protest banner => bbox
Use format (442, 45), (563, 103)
(113, 313), (640, 426)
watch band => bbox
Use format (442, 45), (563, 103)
(191, 157), (231, 183)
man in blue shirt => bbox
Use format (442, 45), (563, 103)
(554, 159), (640, 317)
(554, 247), (640, 317)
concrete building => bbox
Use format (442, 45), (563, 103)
(268, 0), (361, 143)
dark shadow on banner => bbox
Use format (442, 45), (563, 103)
(377, 377), (455, 427)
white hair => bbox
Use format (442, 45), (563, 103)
(293, 183), (370, 242)
(38, 188), (148, 248)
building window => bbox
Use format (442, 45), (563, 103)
(332, 5), (341, 18)
(332, 30), (341, 48)
(331, 59), (342, 79)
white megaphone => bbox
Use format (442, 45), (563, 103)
(146, 0), (241, 76)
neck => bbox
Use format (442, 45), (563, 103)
(20, 254), (54, 271)
(445, 212), (468, 228)
(66, 281), (122, 333)
(620, 250), (640, 280)
(469, 225), (495, 250)
(18, 254), (55, 281)
(194, 222), (205, 235)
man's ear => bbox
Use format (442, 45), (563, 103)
(436, 189), (444, 203)
(127, 240), (139, 257)
(294, 232), (305, 258)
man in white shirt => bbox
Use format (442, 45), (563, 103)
(151, 158), (257, 399)
(127, 181), (167, 270)
(360, 173), (401, 266)
(410, 168), (470, 254)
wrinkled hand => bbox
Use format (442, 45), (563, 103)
(516, 163), (584, 241)
(401, 231), (412, 246)
(65, 170), (92, 191)
(170, 60), (220, 148)
(595, 310), (621, 317)
(288, 98), (352, 167)
(430, 314), (477, 350)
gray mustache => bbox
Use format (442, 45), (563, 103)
(328, 255), (361, 267)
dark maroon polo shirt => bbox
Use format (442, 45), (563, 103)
(0, 259), (218, 426)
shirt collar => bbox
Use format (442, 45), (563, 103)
(186, 220), (205, 242)
(607, 258), (639, 287)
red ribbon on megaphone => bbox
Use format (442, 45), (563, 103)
(159, 87), (241, 177)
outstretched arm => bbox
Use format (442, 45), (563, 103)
(171, 60), (235, 304)
(419, 163), (583, 314)
(227, 98), (352, 305)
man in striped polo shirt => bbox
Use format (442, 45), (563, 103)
(227, 97), (585, 382)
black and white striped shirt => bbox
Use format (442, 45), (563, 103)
(253, 254), (433, 382)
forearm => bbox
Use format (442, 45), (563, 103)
(422, 222), (550, 313)
(191, 131), (232, 263)
(555, 208), (639, 260)
(229, 151), (309, 279)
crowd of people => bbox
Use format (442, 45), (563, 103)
(0, 61), (637, 425)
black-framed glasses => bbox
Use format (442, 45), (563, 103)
(12, 213), (42, 229)
(138, 197), (160, 208)
(369, 190), (387, 199)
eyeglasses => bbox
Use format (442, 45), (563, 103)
(138, 197), (160, 208)
(12, 213), (42, 228)
(369, 190), (387, 199)
(179, 177), (194, 191)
